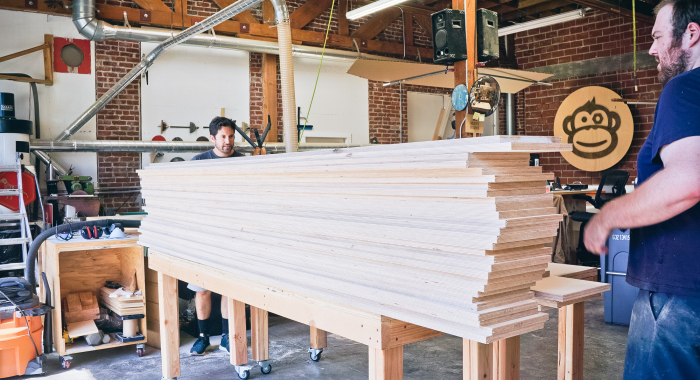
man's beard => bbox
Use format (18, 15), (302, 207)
(659, 48), (690, 86)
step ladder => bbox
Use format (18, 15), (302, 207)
(0, 154), (39, 273)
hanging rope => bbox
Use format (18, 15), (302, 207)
(633, 0), (638, 91)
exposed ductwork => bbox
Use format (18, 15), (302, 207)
(34, 0), (301, 169)
(29, 140), (361, 153)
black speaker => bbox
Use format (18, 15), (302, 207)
(477, 9), (499, 62)
(431, 9), (499, 65)
(432, 9), (467, 65)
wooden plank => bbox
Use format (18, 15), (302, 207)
(432, 108), (448, 140)
(158, 272), (180, 379)
(0, 42), (48, 64)
(290, 0), (333, 29)
(387, 318), (443, 348)
(531, 277), (610, 303)
(262, 0), (275, 24)
(0, 74), (51, 84)
(133, 0), (172, 13)
(414, 14), (432, 37)
(66, 293), (82, 312)
(250, 306), (269, 361)
(262, 53), (278, 142)
(79, 292), (93, 306)
(310, 326), (328, 349)
(211, 0), (259, 24)
(564, 302), (584, 380)
(557, 306), (567, 380)
(63, 295), (100, 323)
(369, 346), (403, 380)
(498, 336), (519, 380)
(338, 0), (349, 35)
(351, 8), (402, 40)
(229, 298), (248, 366)
(465, 339), (493, 380)
(66, 320), (98, 338)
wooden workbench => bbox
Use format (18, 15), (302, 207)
(148, 250), (517, 380)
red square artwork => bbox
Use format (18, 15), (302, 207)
(53, 37), (91, 74)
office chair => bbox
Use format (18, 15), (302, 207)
(570, 170), (630, 265)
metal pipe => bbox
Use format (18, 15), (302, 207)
(506, 93), (516, 135)
(29, 140), (363, 153)
(62, 0), (263, 143)
(32, 150), (68, 176)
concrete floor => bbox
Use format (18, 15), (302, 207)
(31, 297), (629, 380)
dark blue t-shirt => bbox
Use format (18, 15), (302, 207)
(628, 67), (700, 297)
(191, 149), (243, 160)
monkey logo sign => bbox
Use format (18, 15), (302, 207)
(554, 86), (633, 172)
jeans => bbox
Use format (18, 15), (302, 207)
(623, 289), (700, 380)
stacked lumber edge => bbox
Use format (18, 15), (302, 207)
(100, 288), (145, 316)
(137, 136), (572, 343)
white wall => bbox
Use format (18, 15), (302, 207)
(407, 92), (452, 142)
(140, 42), (250, 164)
(293, 57), (369, 145)
(0, 10), (97, 180)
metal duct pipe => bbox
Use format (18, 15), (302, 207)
(506, 93), (516, 135)
(62, 0), (263, 142)
(29, 140), (363, 153)
(272, 0), (298, 153)
(32, 150), (68, 176)
(101, 25), (376, 62)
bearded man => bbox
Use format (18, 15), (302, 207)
(582, 0), (700, 379)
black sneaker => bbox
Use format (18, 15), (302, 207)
(190, 335), (210, 356)
(219, 334), (230, 354)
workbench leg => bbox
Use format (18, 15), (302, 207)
(369, 346), (403, 380)
(157, 272), (180, 379)
(565, 302), (585, 380)
(498, 336), (520, 380)
(228, 299), (248, 366)
(557, 307), (567, 380)
(250, 306), (269, 362)
(310, 326), (327, 349)
(464, 339), (493, 380)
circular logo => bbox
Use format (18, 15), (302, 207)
(553, 86), (633, 172)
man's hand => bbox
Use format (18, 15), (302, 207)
(584, 213), (611, 255)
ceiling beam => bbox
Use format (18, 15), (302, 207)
(501, 0), (571, 21)
(351, 7), (402, 40)
(290, 0), (334, 29)
(571, 0), (654, 23)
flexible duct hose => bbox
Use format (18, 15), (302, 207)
(277, 21), (298, 153)
(24, 219), (141, 290)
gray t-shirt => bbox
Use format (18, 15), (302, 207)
(191, 149), (243, 160)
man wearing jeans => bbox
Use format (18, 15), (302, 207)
(189, 116), (242, 355)
(584, 1), (700, 378)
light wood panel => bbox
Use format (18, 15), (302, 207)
(139, 137), (570, 343)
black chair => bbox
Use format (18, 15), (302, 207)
(570, 170), (630, 265)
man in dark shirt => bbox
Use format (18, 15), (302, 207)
(188, 116), (241, 356)
(584, 1), (700, 378)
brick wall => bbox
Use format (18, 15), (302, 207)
(95, 40), (142, 213)
(369, 81), (451, 144)
(513, 10), (660, 185)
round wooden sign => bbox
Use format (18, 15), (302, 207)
(553, 86), (634, 172)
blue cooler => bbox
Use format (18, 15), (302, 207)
(601, 228), (639, 325)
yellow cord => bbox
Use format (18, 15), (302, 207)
(633, 0), (638, 91)
(299, 0), (336, 143)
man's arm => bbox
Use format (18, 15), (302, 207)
(584, 136), (700, 254)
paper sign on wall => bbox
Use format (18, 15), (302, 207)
(466, 114), (484, 134)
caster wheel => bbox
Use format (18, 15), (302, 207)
(261, 364), (272, 374)
(60, 357), (71, 369)
(137, 348), (145, 357)
(310, 352), (321, 362)
(237, 370), (250, 380)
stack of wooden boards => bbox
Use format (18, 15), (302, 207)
(100, 288), (145, 316)
(63, 292), (99, 323)
(531, 276), (610, 310)
(138, 136), (571, 343)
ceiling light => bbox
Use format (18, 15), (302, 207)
(498, 8), (588, 37)
(346, 0), (410, 20)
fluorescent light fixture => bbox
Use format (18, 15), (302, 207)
(499, 8), (588, 37)
(346, 0), (410, 20)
